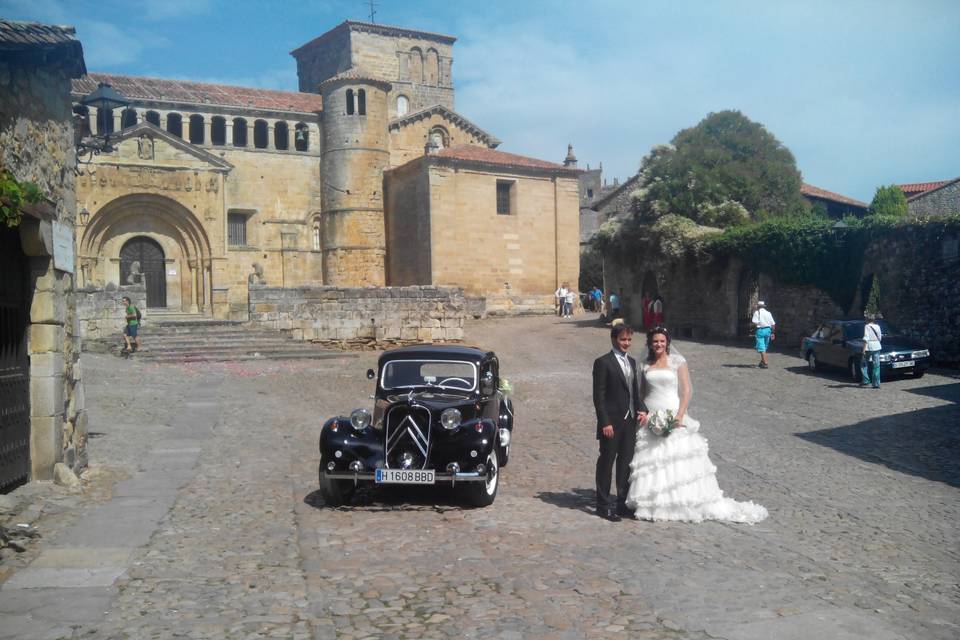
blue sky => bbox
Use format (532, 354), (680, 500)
(3, 0), (958, 202)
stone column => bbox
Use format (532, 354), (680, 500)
(112, 110), (122, 133)
(188, 259), (200, 313)
(203, 260), (213, 315)
(203, 118), (212, 146)
(225, 121), (234, 146)
(267, 120), (276, 150)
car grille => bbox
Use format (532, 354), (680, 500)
(385, 405), (432, 470)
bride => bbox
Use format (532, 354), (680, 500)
(626, 327), (768, 523)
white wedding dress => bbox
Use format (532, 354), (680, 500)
(625, 353), (768, 523)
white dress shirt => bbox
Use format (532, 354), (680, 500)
(752, 308), (775, 328)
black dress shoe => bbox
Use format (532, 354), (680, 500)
(616, 505), (636, 518)
(598, 509), (622, 522)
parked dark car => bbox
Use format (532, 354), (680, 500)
(318, 345), (514, 507)
(801, 319), (931, 381)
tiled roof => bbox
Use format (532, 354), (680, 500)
(71, 73), (323, 114)
(800, 183), (868, 208)
(905, 177), (960, 202)
(432, 145), (577, 173)
(898, 180), (951, 196)
(389, 104), (500, 147)
(317, 70), (391, 89)
(0, 19), (85, 76)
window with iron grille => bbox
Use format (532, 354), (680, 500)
(496, 180), (514, 215)
(228, 213), (247, 247)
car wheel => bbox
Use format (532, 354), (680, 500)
(913, 368), (925, 379)
(318, 467), (355, 507)
(806, 351), (819, 371)
(466, 448), (499, 508)
(849, 358), (861, 382)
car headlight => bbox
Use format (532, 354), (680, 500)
(912, 349), (929, 358)
(440, 408), (462, 430)
(350, 408), (372, 431)
(878, 354), (892, 362)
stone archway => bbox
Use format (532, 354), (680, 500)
(79, 194), (214, 313)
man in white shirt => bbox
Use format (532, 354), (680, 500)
(861, 315), (883, 388)
(751, 301), (776, 369)
(555, 283), (569, 317)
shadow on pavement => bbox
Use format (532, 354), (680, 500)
(303, 487), (471, 513)
(795, 404), (960, 488)
(904, 382), (960, 404)
(722, 364), (760, 369)
(534, 488), (596, 514)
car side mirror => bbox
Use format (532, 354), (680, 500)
(480, 371), (495, 396)
(366, 368), (375, 380)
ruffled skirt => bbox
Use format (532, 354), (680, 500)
(625, 428), (768, 524)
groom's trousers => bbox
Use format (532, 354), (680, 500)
(596, 422), (637, 511)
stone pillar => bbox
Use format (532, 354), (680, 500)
(188, 259), (200, 313)
(203, 260), (213, 315)
(112, 110), (122, 133)
(225, 121), (234, 146)
(204, 119), (212, 146)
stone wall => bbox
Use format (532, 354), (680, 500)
(605, 221), (959, 362)
(908, 180), (960, 218)
(248, 285), (465, 343)
(75, 284), (146, 348)
(1, 46), (87, 480)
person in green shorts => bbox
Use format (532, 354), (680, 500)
(122, 296), (141, 353)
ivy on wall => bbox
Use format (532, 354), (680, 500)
(0, 167), (42, 228)
(595, 212), (960, 314)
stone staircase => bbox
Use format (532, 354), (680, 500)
(131, 311), (348, 364)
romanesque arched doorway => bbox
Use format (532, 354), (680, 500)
(737, 268), (759, 337)
(120, 236), (167, 308)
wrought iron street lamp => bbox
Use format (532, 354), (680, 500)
(74, 82), (130, 167)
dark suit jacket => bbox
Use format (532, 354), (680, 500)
(592, 351), (647, 439)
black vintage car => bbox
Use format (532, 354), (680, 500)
(800, 319), (931, 381)
(318, 345), (514, 507)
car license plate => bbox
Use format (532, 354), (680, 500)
(375, 468), (435, 484)
(891, 360), (915, 369)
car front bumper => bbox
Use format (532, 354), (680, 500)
(323, 471), (488, 484)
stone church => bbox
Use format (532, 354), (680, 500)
(72, 20), (580, 318)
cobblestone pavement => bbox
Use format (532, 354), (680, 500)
(1, 314), (958, 639)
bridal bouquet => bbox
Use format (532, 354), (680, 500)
(647, 409), (680, 437)
(498, 377), (514, 395)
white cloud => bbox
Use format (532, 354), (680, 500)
(75, 20), (170, 68)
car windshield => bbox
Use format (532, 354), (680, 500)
(842, 321), (902, 340)
(381, 360), (477, 391)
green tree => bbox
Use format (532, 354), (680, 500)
(578, 245), (604, 292)
(631, 110), (807, 226)
(864, 275), (881, 316)
(868, 184), (908, 217)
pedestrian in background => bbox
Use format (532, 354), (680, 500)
(861, 314), (883, 388)
(564, 288), (577, 317)
(751, 300), (775, 369)
(121, 296), (141, 353)
(555, 282), (569, 317)
(609, 291), (621, 320)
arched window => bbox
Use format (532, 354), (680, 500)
(145, 110), (161, 127)
(358, 89), (366, 116)
(253, 119), (268, 149)
(96, 107), (114, 135)
(189, 114), (204, 144)
(312, 218), (321, 251)
(211, 116), (226, 145)
(232, 117), (247, 146)
(166, 112), (183, 138)
(410, 47), (423, 83)
(396, 95), (409, 117)
(428, 126), (449, 150)
(294, 123), (309, 151)
(120, 108), (138, 129)
(274, 121), (289, 150)
(425, 49), (439, 85)
(346, 89), (354, 115)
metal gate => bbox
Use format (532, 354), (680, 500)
(120, 236), (166, 308)
(737, 268), (759, 338)
(0, 227), (31, 492)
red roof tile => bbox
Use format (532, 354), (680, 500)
(0, 19), (85, 76)
(433, 145), (575, 172)
(898, 180), (951, 195)
(71, 73), (323, 114)
(800, 183), (868, 208)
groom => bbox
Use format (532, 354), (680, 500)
(592, 322), (648, 522)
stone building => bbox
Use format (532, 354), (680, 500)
(0, 20), (87, 490)
(384, 145), (580, 313)
(799, 183), (868, 218)
(70, 20), (573, 319)
(902, 177), (960, 218)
